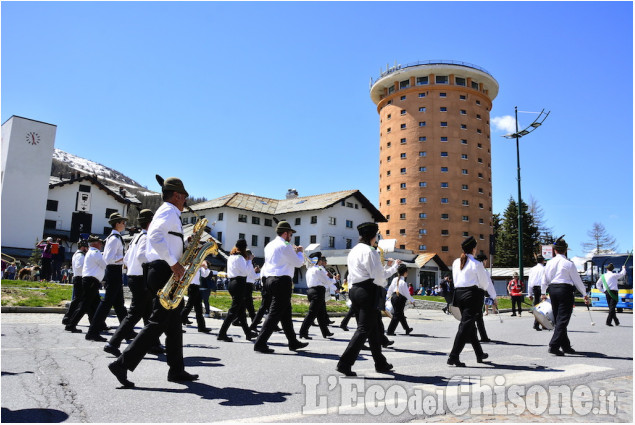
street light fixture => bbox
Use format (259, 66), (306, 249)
(503, 107), (550, 282)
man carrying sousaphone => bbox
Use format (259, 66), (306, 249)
(541, 236), (590, 356)
(108, 176), (198, 388)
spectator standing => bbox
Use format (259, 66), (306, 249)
(37, 237), (54, 281)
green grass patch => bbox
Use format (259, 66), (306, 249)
(1, 280), (72, 307)
(207, 291), (350, 314)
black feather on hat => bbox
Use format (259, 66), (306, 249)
(553, 235), (568, 251)
(309, 251), (322, 259)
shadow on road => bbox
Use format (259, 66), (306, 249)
(130, 382), (292, 406)
(565, 351), (633, 361)
(1, 407), (69, 423)
(1, 371), (34, 377)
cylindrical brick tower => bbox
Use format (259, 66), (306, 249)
(370, 61), (499, 266)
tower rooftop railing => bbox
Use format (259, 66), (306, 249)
(371, 60), (494, 88)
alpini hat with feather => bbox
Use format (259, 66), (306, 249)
(553, 235), (568, 251)
(108, 212), (128, 226)
(87, 234), (104, 244)
(156, 174), (189, 197)
(276, 221), (296, 234)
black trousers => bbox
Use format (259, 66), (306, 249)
(116, 260), (184, 373)
(511, 295), (523, 315)
(41, 258), (52, 281)
(68, 277), (101, 327)
(338, 280), (387, 369)
(109, 274), (156, 348)
(181, 285), (207, 330)
(300, 286), (330, 337)
(63, 276), (85, 323)
(245, 282), (256, 320)
(606, 293), (620, 325)
(449, 287), (485, 360)
(254, 276), (299, 348)
(219, 277), (252, 337)
(251, 277), (272, 330)
(532, 287), (542, 328)
(387, 293), (409, 334)
(341, 305), (358, 328)
(88, 265), (127, 336)
(548, 284), (574, 351)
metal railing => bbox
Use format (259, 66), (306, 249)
(371, 60), (493, 87)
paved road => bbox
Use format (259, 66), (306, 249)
(1, 307), (632, 422)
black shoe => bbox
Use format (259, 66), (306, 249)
(336, 365), (357, 377)
(562, 347), (576, 354)
(217, 335), (233, 342)
(511, 313), (517, 317)
(606, 323), (613, 327)
(328, 320), (335, 324)
(442, 307), (448, 314)
(198, 327), (212, 333)
(323, 332), (334, 338)
(289, 341), (309, 351)
(62, 317), (69, 325)
(65, 326), (82, 333)
(148, 345), (165, 355)
(405, 327), (414, 335)
(299, 334), (312, 340)
(246, 331), (258, 341)
(386, 332), (396, 336)
(167, 370), (199, 382)
(103, 344), (122, 357)
(375, 363), (394, 373)
(182, 319), (193, 325)
(108, 361), (134, 388)
(382, 340), (394, 348)
(534, 326), (542, 331)
(476, 353), (489, 363)
(549, 347), (564, 356)
(447, 357), (466, 367)
(615, 321), (620, 326)
(254, 345), (275, 354)
(86, 334), (107, 342)
(339, 324), (349, 331)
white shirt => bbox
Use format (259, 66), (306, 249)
(260, 236), (304, 278)
(227, 255), (251, 278)
(307, 265), (337, 292)
(347, 243), (390, 287)
(596, 267), (626, 292)
(246, 259), (260, 284)
(72, 250), (86, 277)
(82, 247), (107, 281)
(190, 266), (210, 286)
(387, 276), (415, 303)
(103, 230), (125, 265)
(452, 254), (497, 299)
(124, 230), (148, 276)
(528, 263), (545, 294)
(146, 202), (184, 267)
(541, 254), (587, 296)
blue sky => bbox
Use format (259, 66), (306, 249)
(2, 1), (632, 258)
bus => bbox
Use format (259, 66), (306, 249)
(581, 253), (633, 311)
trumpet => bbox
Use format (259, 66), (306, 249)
(294, 245), (315, 269)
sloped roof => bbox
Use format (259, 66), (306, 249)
(49, 175), (141, 205)
(414, 253), (449, 271)
(189, 190), (386, 222)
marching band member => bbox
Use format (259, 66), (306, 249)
(253, 221), (308, 354)
(62, 239), (89, 327)
(217, 239), (258, 342)
(108, 177), (197, 388)
(448, 236), (497, 367)
(181, 260), (212, 333)
(65, 235), (107, 333)
(85, 212), (129, 342)
(541, 236), (589, 356)
(104, 209), (163, 356)
(475, 254), (492, 342)
(299, 252), (336, 340)
(386, 264), (415, 336)
(528, 255), (546, 331)
(336, 222), (397, 376)
(596, 263), (626, 326)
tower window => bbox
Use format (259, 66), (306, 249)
(440, 137), (448, 142)
(419, 107), (426, 112)
(416, 77), (428, 85)
(455, 77), (466, 86)
(436, 75), (449, 84)
(441, 122), (448, 127)
(419, 136), (427, 142)
(440, 107), (447, 112)
(419, 122), (426, 127)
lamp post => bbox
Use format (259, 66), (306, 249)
(503, 107), (550, 282)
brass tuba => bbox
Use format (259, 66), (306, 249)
(157, 207), (218, 310)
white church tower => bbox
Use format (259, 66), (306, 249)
(1, 116), (57, 252)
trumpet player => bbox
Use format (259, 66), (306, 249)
(108, 177), (198, 388)
(253, 221), (308, 354)
(299, 252), (336, 340)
